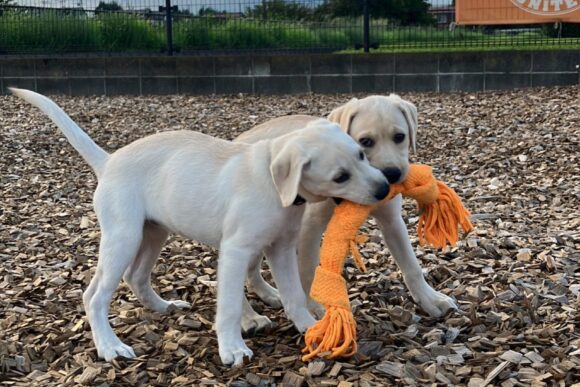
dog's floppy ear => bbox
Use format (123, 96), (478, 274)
(327, 98), (358, 135)
(270, 144), (310, 207)
(390, 95), (418, 154)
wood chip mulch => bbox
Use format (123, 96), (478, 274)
(1, 86), (578, 386)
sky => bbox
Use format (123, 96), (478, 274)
(13, 0), (453, 13)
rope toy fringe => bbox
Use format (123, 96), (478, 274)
(302, 164), (473, 361)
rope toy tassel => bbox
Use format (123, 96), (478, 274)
(416, 180), (474, 248)
(302, 268), (358, 361)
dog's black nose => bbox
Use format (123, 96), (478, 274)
(374, 181), (390, 201)
(381, 167), (402, 184)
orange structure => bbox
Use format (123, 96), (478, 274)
(456, 0), (580, 25)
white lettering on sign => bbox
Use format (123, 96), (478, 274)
(510, 0), (580, 15)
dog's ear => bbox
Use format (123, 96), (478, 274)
(270, 144), (310, 207)
(390, 95), (418, 154)
(327, 98), (358, 135)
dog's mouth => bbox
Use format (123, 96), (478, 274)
(333, 197), (343, 205)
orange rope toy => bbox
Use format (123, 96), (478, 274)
(302, 164), (473, 361)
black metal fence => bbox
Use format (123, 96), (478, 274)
(0, 0), (578, 56)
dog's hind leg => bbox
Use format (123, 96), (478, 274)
(246, 259), (282, 308)
(123, 222), (191, 313)
(296, 200), (335, 318)
(265, 241), (315, 333)
(241, 296), (275, 335)
(83, 223), (142, 360)
(83, 188), (147, 361)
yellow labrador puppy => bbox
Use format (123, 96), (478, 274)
(238, 95), (457, 320)
(12, 88), (389, 366)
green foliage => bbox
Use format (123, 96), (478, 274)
(0, 10), (100, 53)
(97, 13), (164, 51)
(0, 5), (576, 54)
(0, 9), (163, 54)
(318, 0), (359, 18)
(198, 7), (221, 16)
(209, 20), (278, 49)
(320, 0), (434, 26)
(316, 28), (350, 48)
(173, 18), (212, 49)
(246, 0), (314, 21)
(278, 26), (318, 48)
(95, 1), (123, 14)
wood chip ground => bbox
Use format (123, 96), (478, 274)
(1, 86), (578, 386)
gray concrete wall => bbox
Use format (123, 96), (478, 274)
(1, 50), (578, 96)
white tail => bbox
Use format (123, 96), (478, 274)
(10, 88), (109, 178)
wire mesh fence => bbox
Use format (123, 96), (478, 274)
(0, 0), (578, 55)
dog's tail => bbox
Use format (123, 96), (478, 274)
(10, 88), (109, 178)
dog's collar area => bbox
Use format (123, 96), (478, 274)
(293, 195), (306, 206)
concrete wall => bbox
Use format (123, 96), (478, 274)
(1, 50), (578, 96)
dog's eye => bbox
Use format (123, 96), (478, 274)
(359, 151), (365, 160)
(393, 133), (406, 144)
(359, 137), (374, 147)
(333, 172), (350, 184)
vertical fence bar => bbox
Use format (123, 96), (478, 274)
(165, 0), (174, 56)
(363, 0), (370, 52)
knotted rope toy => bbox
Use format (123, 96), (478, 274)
(302, 164), (473, 361)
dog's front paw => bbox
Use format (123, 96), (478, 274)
(97, 338), (136, 361)
(410, 284), (457, 318)
(290, 309), (316, 333)
(307, 298), (326, 319)
(425, 291), (457, 317)
(219, 339), (253, 366)
(241, 314), (275, 336)
(167, 300), (192, 310)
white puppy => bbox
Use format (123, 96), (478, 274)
(239, 95), (457, 319)
(11, 88), (389, 366)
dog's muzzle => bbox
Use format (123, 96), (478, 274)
(374, 181), (390, 201)
(381, 167), (402, 184)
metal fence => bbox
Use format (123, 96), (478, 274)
(0, 0), (578, 56)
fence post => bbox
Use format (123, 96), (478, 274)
(165, 0), (174, 56)
(363, 0), (370, 53)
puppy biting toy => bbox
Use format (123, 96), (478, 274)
(302, 164), (473, 361)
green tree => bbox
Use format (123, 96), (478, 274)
(0, 0), (13, 17)
(172, 6), (193, 21)
(198, 7), (220, 16)
(247, 0), (314, 20)
(95, 1), (123, 14)
(323, 0), (435, 26)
